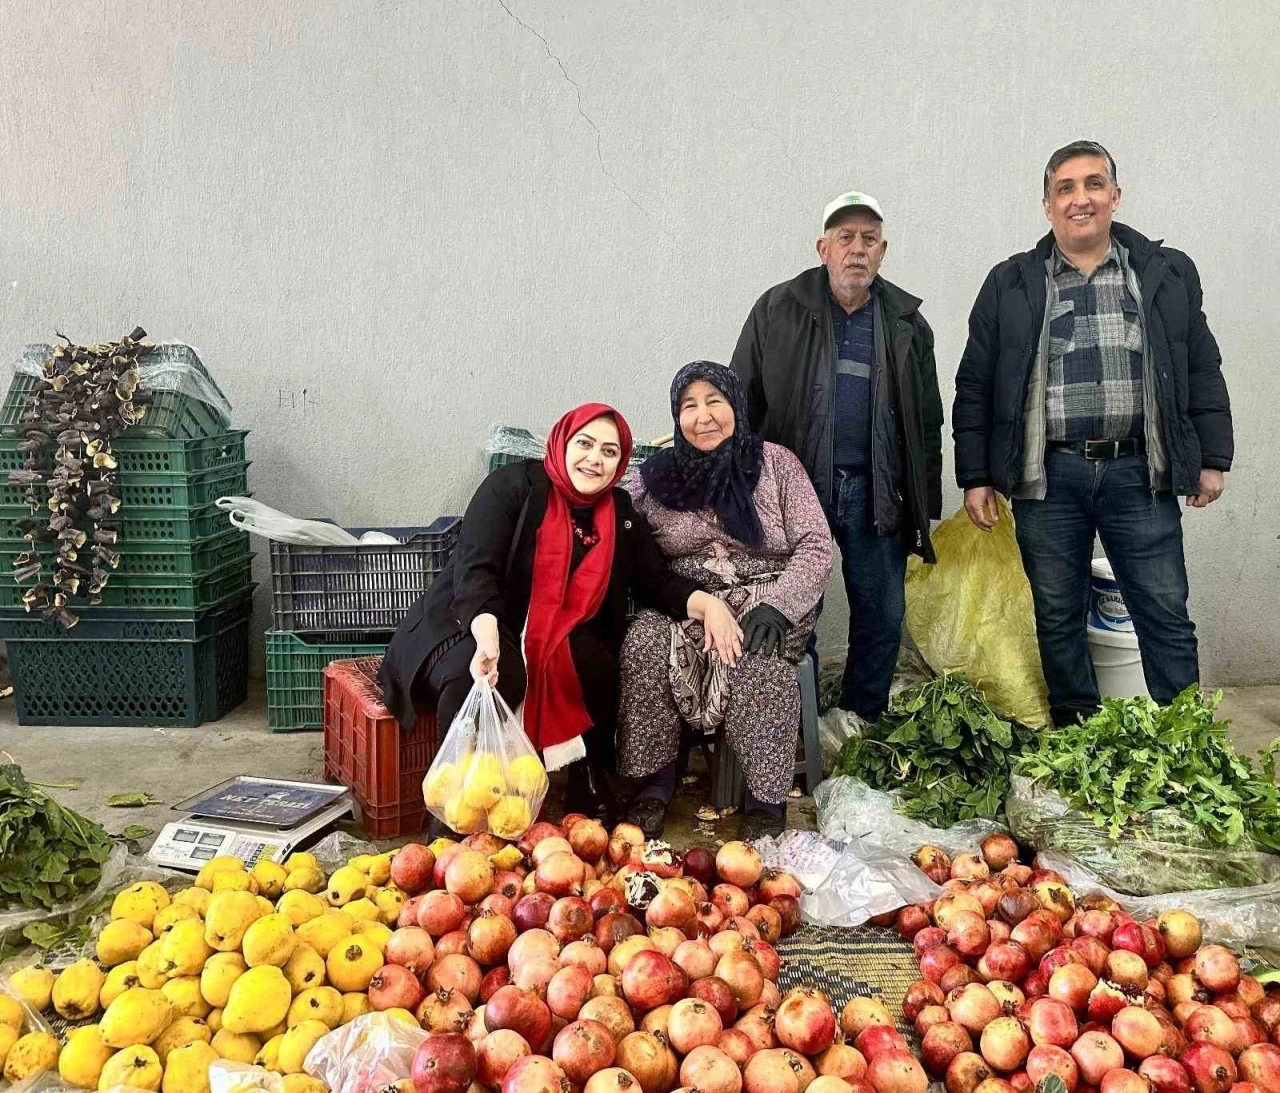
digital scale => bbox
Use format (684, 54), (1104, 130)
(148, 777), (354, 872)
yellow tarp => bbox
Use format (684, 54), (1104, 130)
(905, 497), (1051, 729)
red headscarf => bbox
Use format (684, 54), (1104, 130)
(523, 404), (634, 753)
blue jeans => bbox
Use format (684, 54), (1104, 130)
(821, 469), (908, 721)
(1012, 449), (1198, 727)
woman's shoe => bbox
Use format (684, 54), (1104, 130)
(624, 797), (668, 840)
(740, 805), (785, 841)
(563, 759), (615, 827)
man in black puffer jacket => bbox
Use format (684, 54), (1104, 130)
(732, 191), (943, 722)
(953, 140), (1232, 726)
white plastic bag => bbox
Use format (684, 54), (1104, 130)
(217, 497), (362, 546)
(802, 836), (943, 927)
(208, 1060), (284, 1093)
(303, 1013), (427, 1093)
(422, 680), (548, 839)
(814, 775), (1006, 856)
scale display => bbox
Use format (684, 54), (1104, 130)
(148, 777), (354, 873)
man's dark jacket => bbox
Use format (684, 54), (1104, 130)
(952, 222), (1233, 495)
(730, 267), (944, 563)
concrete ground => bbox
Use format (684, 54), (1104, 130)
(0, 682), (1276, 854)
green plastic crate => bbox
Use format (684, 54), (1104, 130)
(0, 462), (249, 509)
(0, 531), (248, 582)
(0, 499), (239, 542)
(0, 555), (254, 610)
(0, 593), (252, 641)
(266, 630), (393, 733)
(0, 432), (248, 476)
(2, 371), (229, 439)
(4, 594), (251, 726)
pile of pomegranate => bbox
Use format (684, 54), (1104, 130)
(883, 833), (1280, 1093)
(371, 816), (867, 1093)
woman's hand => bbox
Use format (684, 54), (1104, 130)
(469, 612), (501, 685)
(688, 591), (743, 668)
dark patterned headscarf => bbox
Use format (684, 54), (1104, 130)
(640, 361), (765, 547)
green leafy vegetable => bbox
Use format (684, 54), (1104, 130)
(1016, 687), (1280, 851)
(106, 792), (161, 807)
(836, 674), (1030, 827)
(0, 763), (113, 910)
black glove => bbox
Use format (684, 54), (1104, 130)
(740, 603), (788, 657)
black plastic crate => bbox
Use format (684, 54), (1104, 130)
(3, 594), (252, 726)
(269, 517), (460, 632)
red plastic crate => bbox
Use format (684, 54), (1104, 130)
(323, 656), (437, 838)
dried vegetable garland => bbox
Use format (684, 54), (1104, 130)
(7, 326), (153, 627)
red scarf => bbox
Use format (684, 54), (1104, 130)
(523, 403), (633, 752)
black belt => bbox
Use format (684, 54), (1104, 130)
(1048, 438), (1145, 460)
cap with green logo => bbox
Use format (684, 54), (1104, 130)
(822, 191), (885, 230)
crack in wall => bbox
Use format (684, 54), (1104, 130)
(495, 0), (649, 218)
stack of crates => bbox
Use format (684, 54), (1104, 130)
(0, 350), (254, 726)
(264, 518), (460, 732)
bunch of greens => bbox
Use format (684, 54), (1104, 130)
(835, 673), (1029, 827)
(0, 763), (113, 911)
(1016, 687), (1280, 850)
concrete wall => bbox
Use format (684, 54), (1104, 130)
(2, 1), (1277, 684)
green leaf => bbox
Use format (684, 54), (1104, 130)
(116, 824), (154, 841)
(106, 792), (161, 807)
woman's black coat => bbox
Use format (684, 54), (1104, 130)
(380, 460), (699, 730)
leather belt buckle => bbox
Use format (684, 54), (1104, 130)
(1084, 439), (1120, 460)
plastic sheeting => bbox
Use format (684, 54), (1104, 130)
(802, 835), (942, 927)
(1037, 849), (1280, 952)
(905, 496), (1051, 728)
(12, 342), (234, 419)
(814, 775), (1006, 856)
(1008, 774), (1280, 894)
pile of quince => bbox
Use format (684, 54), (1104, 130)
(422, 750), (547, 839)
(1, 849), (413, 1093)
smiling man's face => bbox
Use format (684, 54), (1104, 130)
(1044, 154), (1121, 255)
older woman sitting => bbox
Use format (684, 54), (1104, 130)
(617, 361), (834, 837)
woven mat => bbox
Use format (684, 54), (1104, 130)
(777, 923), (918, 1037)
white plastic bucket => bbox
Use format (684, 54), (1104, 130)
(1087, 624), (1149, 700)
(1089, 556), (1132, 632)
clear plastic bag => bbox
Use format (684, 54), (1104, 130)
(303, 1012), (427, 1093)
(1008, 775), (1280, 896)
(11, 342), (233, 418)
(905, 497), (1051, 728)
(0, 974), (58, 1093)
(208, 1060), (285, 1093)
(814, 775), (1006, 856)
(422, 680), (548, 839)
(752, 830), (845, 891)
(802, 835), (943, 927)
(1035, 849), (1280, 952)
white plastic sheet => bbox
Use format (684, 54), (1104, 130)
(801, 835), (942, 928)
(813, 775), (1006, 855)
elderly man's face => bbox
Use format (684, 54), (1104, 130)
(817, 209), (887, 302)
(1044, 154), (1120, 254)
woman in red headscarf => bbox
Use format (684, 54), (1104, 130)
(381, 403), (743, 826)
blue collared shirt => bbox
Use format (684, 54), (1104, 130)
(830, 293), (875, 468)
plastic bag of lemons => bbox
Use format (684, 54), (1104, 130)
(421, 680), (548, 839)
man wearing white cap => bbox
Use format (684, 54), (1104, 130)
(731, 192), (943, 722)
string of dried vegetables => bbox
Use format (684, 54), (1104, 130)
(7, 327), (153, 627)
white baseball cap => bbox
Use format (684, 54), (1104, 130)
(822, 191), (885, 230)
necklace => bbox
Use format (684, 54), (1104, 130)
(572, 521), (600, 548)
